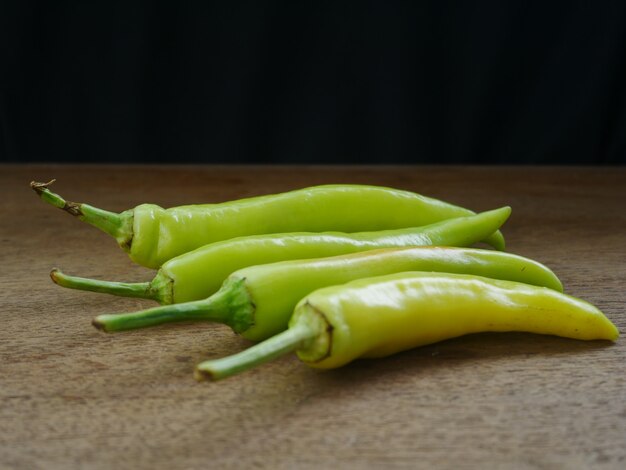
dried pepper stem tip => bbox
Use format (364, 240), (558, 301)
(92, 318), (107, 332)
(30, 179), (82, 215)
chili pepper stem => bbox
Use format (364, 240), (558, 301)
(92, 278), (254, 332)
(50, 269), (161, 302)
(195, 323), (317, 381)
(30, 180), (133, 250)
(92, 298), (228, 332)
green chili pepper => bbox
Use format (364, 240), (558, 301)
(195, 272), (619, 381)
(31, 181), (506, 268)
(92, 245), (563, 342)
(53, 207), (511, 306)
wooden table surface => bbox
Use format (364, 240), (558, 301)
(1, 165), (625, 469)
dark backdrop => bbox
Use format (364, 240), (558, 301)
(2, 1), (625, 164)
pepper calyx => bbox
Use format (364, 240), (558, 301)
(292, 302), (333, 364)
(215, 277), (256, 334)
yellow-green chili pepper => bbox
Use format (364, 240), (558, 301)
(92, 246), (563, 342)
(31, 181), (506, 268)
(195, 272), (619, 381)
(53, 207), (511, 305)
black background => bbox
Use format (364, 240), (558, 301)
(2, 1), (625, 164)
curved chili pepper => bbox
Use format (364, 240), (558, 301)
(31, 181), (506, 268)
(52, 207), (511, 305)
(195, 272), (619, 380)
(93, 245), (562, 342)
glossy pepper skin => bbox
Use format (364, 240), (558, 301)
(196, 272), (619, 380)
(53, 207), (511, 305)
(32, 182), (506, 268)
(93, 245), (563, 342)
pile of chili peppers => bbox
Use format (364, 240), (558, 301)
(32, 181), (618, 381)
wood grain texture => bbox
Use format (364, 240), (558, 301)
(1, 165), (625, 470)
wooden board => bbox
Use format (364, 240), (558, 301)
(1, 165), (625, 469)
